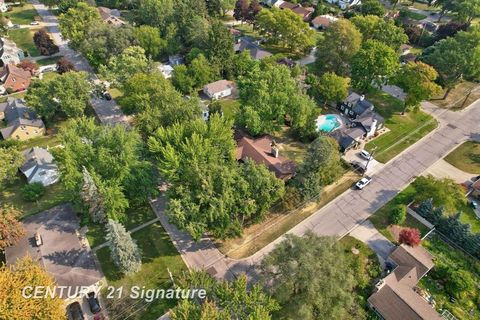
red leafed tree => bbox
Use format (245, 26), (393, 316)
(17, 60), (39, 75)
(234, 0), (249, 22)
(399, 228), (421, 247)
(0, 206), (25, 250)
(56, 57), (75, 74)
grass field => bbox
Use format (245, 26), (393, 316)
(7, 4), (38, 25)
(86, 203), (157, 248)
(97, 222), (187, 320)
(7, 28), (40, 57)
(36, 56), (62, 66)
(365, 90), (438, 163)
(400, 8), (427, 20)
(0, 179), (71, 219)
(430, 81), (480, 110)
(217, 169), (360, 259)
(444, 141), (480, 174)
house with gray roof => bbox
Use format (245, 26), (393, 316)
(20, 147), (60, 186)
(234, 37), (272, 60)
(0, 98), (45, 141)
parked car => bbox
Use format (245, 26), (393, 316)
(87, 292), (102, 314)
(30, 21), (40, 25)
(360, 150), (372, 160)
(356, 176), (372, 189)
(350, 161), (366, 174)
(471, 200), (478, 210)
(67, 302), (85, 320)
(102, 91), (112, 101)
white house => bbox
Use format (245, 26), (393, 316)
(20, 147), (60, 186)
(203, 80), (234, 100)
(0, 0), (8, 13)
(325, 0), (361, 10)
(0, 38), (25, 66)
(158, 63), (174, 79)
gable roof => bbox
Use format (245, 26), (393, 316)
(236, 136), (296, 179)
(234, 38), (272, 60)
(0, 63), (31, 92)
(20, 147), (58, 182)
(204, 80), (234, 95)
(5, 204), (103, 297)
(368, 245), (440, 320)
(0, 98), (45, 139)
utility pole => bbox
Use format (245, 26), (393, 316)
(364, 145), (377, 175)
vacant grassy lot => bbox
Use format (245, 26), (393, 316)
(86, 203), (157, 248)
(445, 141), (480, 174)
(420, 235), (480, 319)
(8, 28), (40, 57)
(0, 179), (71, 218)
(365, 90), (438, 163)
(430, 81), (480, 110)
(217, 169), (360, 258)
(97, 223), (187, 320)
(7, 4), (38, 25)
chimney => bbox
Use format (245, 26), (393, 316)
(271, 145), (279, 158)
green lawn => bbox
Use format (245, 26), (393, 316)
(400, 8), (427, 20)
(36, 56), (62, 66)
(86, 203), (157, 248)
(7, 28), (40, 57)
(217, 99), (240, 121)
(97, 222), (187, 320)
(0, 179), (71, 219)
(0, 92), (26, 103)
(7, 4), (39, 25)
(419, 234), (480, 319)
(369, 184), (430, 242)
(445, 141), (480, 174)
(365, 90), (438, 163)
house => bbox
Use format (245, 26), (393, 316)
(368, 244), (442, 320)
(275, 1), (314, 21)
(234, 37), (272, 60)
(5, 204), (104, 302)
(311, 15), (338, 29)
(0, 98), (45, 140)
(236, 135), (296, 180)
(20, 147), (60, 186)
(158, 63), (174, 79)
(203, 80), (235, 100)
(0, 0), (8, 13)
(98, 6), (125, 27)
(325, 0), (361, 10)
(0, 38), (25, 66)
(0, 63), (32, 93)
(169, 54), (185, 66)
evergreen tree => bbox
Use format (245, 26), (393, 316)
(105, 219), (142, 274)
(80, 166), (105, 223)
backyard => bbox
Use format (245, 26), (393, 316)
(444, 141), (480, 174)
(7, 28), (40, 57)
(97, 222), (187, 320)
(216, 99), (240, 121)
(365, 90), (438, 163)
(6, 4), (38, 25)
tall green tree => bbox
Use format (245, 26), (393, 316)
(25, 71), (91, 123)
(105, 219), (142, 274)
(0, 144), (24, 186)
(100, 46), (149, 86)
(293, 136), (342, 199)
(0, 206), (25, 251)
(80, 166), (106, 223)
(133, 25), (166, 58)
(307, 72), (350, 106)
(358, 0), (385, 16)
(59, 2), (101, 47)
(256, 8), (316, 55)
(135, 0), (175, 30)
(412, 175), (466, 214)
(394, 61), (442, 113)
(203, 21), (234, 76)
(351, 15), (408, 50)
(260, 233), (357, 320)
(172, 271), (279, 320)
(315, 19), (362, 76)
(351, 39), (399, 92)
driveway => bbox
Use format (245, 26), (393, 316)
(424, 158), (478, 184)
(296, 47), (316, 66)
(350, 220), (395, 263)
(343, 148), (385, 174)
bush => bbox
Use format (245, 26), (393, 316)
(398, 228), (421, 247)
(56, 57), (75, 74)
(22, 182), (46, 201)
(281, 186), (302, 211)
(390, 205), (407, 224)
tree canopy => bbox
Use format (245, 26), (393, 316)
(351, 15), (408, 50)
(100, 46), (149, 86)
(260, 233), (357, 319)
(307, 72), (350, 105)
(58, 2), (102, 47)
(0, 206), (25, 251)
(0, 144), (24, 186)
(413, 175), (466, 214)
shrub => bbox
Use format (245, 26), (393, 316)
(56, 57), (75, 74)
(281, 186), (302, 211)
(390, 205), (407, 224)
(398, 228), (421, 247)
(22, 182), (46, 201)
(17, 60), (38, 75)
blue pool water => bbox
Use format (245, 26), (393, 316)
(317, 115), (341, 132)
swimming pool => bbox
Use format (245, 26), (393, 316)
(316, 114), (341, 133)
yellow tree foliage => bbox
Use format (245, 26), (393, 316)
(0, 256), (66, 320)
(0, 206), (25, 251)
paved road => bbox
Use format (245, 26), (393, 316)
(151, 99), (480, 281)
(30, 1), (130, 126)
